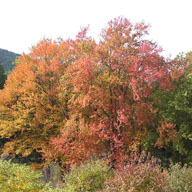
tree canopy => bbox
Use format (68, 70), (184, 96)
(0, 17), (188, 168)
(0, 65), (6, 89)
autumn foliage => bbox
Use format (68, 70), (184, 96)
(0, 40), (65, 157)
(50, 17), (175, 167)
(0, 17), (178, 168)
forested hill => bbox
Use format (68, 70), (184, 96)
(0, 48), (20, 73)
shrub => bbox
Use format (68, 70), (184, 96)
(0, 159), (58, 192)
(63, 159), (112, 192)
(165, 162), (192, 191)
(103, 152), (167, 192)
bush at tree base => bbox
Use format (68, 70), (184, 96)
(0, 159), (60, 192)
(63, 159), (112, 192)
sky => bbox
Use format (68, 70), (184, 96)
(1, 0), (192, 58)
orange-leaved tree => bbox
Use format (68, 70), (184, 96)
(0, 39), (69, 159)
(50, 17), (175, 167)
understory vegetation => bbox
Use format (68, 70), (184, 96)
(1, 154), (192, 191)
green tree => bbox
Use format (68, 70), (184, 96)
(143, 52), (192, 166)
(0, 65), (6, 89)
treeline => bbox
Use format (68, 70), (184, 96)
(0, 48), (19, 89)
(0, 48), (19, 72)
(0, 65), (6, 89)
(0, 17), (192, 189)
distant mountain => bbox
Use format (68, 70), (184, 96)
(0, 48), (20, 73)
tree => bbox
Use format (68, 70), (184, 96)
(144, 52), (192, 165)
(0, 30), (98, 166)
(0, 65), (6, 89)
(0, 40), (67, 160)
(51, 17), (176, 167)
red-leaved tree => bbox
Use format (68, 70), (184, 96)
(50, 17), (175, 167)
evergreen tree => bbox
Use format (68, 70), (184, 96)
(0, 65), (6, 89)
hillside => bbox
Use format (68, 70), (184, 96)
(0, 48), (20, 73)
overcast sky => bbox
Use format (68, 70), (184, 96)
(1, 0), (192, 58)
